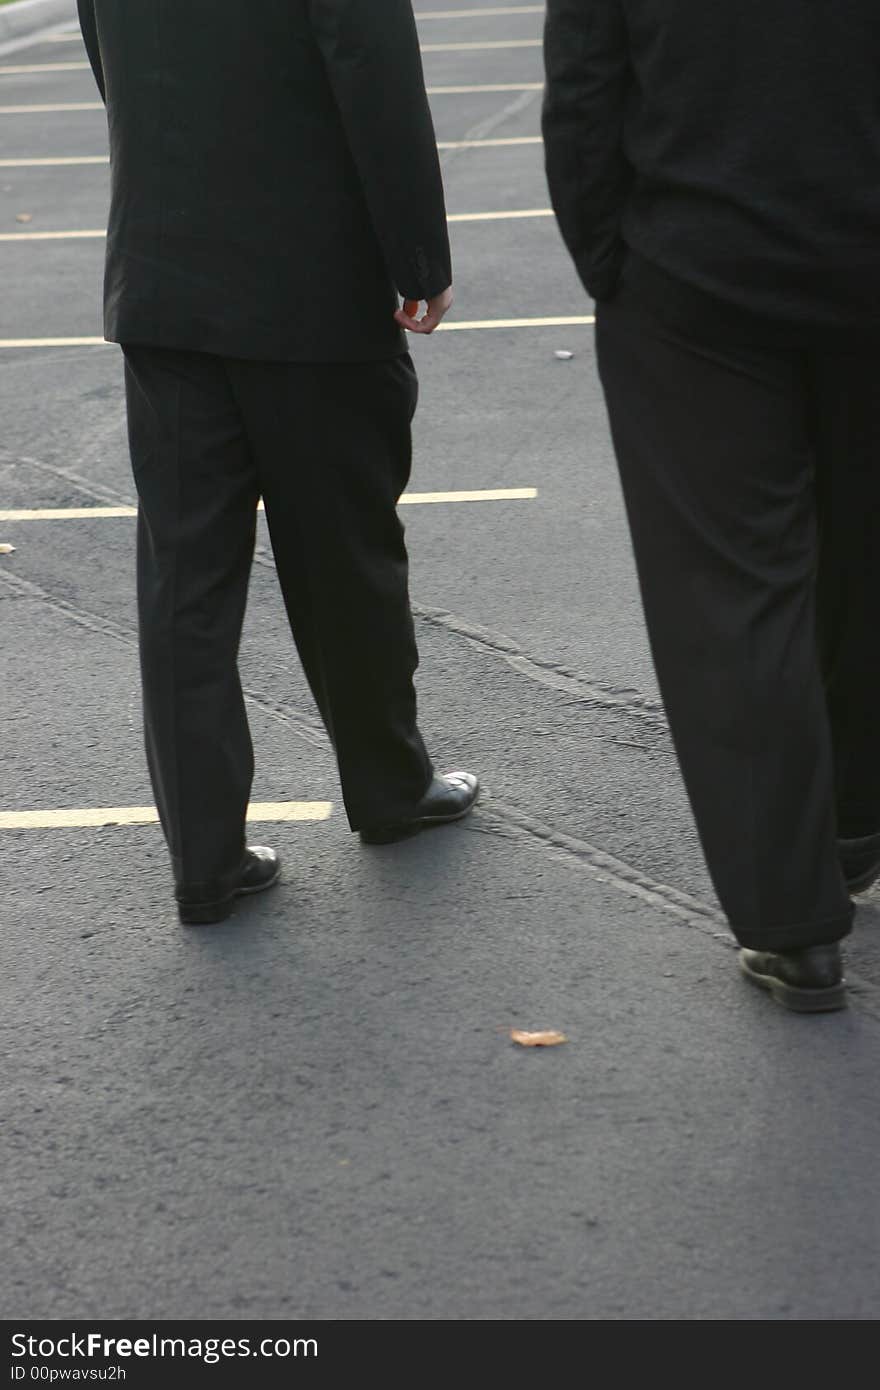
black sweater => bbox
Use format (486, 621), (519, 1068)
(543, 0), (880, 334)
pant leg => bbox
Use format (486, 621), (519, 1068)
(810, 351), (880, 839)
(595, 298), (852, 950)
(227, 353), (432, 829)
(123, 346), (259, 900)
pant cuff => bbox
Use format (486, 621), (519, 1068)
(344, 765), (435, 832)
(173, 847), (246, 905)
(733, 906), (854, 953)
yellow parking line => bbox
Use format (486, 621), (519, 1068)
(0, 46), (541, 78)
(0, 229), (105, 241)
(0, 212), (553, 240)
(0, 87), (542, 115)
(0, 135), (540, 168)
(6, 44), (544, 62)
(428, 82), (542, 94)
(0, 102), (102, 114)
(403, 488), (537, 504)
(0, 156), (108, 167)
(421, 39), (540, 51)
(417, 5), (543, 15)
(42, 9), (544, 30)
(0, 802), (333, 830)
(0, 319), (592, 349)
(0, 61), (90, 75)
(438, 136), (540, 149)
(449, 208), (551, 222)
(439, 315), (594, 331)
(0, 490), (537, 522)
(0, 506), (136, 520)
(0, 337), (106, 347)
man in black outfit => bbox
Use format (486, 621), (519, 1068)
(543, 0), (880, 1010)
(77, 0), (479, 925)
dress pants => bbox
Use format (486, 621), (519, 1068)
(595, 289), (880, 950)
(123, 346), (433, 901)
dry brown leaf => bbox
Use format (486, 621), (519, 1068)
(15, 213), (33, 224)
(510, 1028), (568, 1047)
(0, 543), (15, 555)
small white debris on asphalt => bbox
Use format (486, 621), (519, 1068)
(554, 349), (574, 360)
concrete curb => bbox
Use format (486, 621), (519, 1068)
(0, 0), (78, 47)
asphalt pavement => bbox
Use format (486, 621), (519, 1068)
(1, 2), (879, 1321)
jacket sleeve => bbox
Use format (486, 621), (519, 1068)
(307, 0), (451, 301)
(542, 0), (632, 299)
(77, 0), (106, 103)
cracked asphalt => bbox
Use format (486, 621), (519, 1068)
(1, 2), (879, 1321)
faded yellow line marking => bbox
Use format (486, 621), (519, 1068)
(403, 488), (537, 504)
(0, 136), (539, 170)
(428, 81), (541, 94)
(0, 229), (105, 241)
(0, 212), (553, 240)
(0, 156), (108, 167)
(0, 319), (593, 350)
(422, 39), (540, 51)
(0, 46), (539, 75)
(439, 315), (594, 331)
(0, 101), (102, 114)
(42, 14), (539, 33)
(0, 61), (90, 75)
(417, 5), (543, 15)
(0, 87), (542, 117)
(449, 208), (551, 222)
(0, 506), (135, 520)
(0, 490), (538, 522)
(0, 337), (106, 347)
(0, 802), (333, 830)
(438, 136), (540, 149)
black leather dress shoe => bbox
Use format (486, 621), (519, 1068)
(739, 942), (846, 1012)
(360, 770), (479, 845)
(838, 832), (880, 895)
(177, 845), (281, 925)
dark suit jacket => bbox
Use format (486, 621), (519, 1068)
(542, 0), (880, 330)
(77, 0), (451, 361)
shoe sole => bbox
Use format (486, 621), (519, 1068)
(738, 953), (847, 1013)
(178, 863), (282, 925)
(360, 795), (479, 846)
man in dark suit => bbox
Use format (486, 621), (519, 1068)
(543, 0), (880, 1010)
(77, 0), (479, 925)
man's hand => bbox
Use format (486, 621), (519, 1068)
(394, 286), (453, 335)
